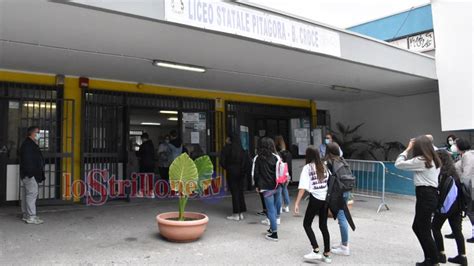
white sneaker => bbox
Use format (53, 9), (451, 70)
(331, 245), (350, 256)
(303, 250), (322, 260)
(226, 214), (240, 221)
(239, 213), (244, 220)
(283, 206), (290, 213)
(277, 218), (281, 225)
(322, 254), (332, 263)
(25, 216), (44, 225)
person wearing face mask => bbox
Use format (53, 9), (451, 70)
(445, 135), (460, 161)
(19, 126), (46, 224)
(157, 135), (172, 181)
(319, 133), (343, 159)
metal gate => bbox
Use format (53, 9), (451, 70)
(0, 82), (74, 204)
(81, 89), (215, 204)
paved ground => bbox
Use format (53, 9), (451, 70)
(0, 189), (472, 265)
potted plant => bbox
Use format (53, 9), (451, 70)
(156, 153), (214, 242)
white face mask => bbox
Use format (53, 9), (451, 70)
(451, 144), (458, 153)
(34, 132), (40, 141)
(324, 139), (331, 145)
(448, 139), (454, 146)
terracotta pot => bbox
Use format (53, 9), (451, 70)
(156, 212), (209, 242)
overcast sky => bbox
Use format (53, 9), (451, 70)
(248, 0), (431, 28)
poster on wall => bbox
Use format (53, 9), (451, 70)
(240, 125), (249, 151)
(182, 112), (207, 149)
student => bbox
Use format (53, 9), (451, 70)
(319, 133), (343, 158)
(294, 146), (332, 263)
(275, 135), (292, 213)
(445, 135), (460, 161)
(395, 135), (441, 266)
(136, 133), (156, 198)
(221, 135), (247, 221)
(432, 150), (467, 265)
(325, 143), (353, 256)
(454, 138), (474, 243)
(253, 137), (281, 241)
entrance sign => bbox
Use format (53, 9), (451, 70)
(164, 0), (341, 57)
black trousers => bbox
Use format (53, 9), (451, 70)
(432, 206), (465, 256)
(413, 186), (439, 263)
(227, 174), (247, 214)
(158, 167), (169, 180)
(303, 194), (330, 253)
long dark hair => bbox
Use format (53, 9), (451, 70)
(305, 146), (325, 181)
(230, 134), (244, 162)
(412, 135), (441, 169)
(436, 150), (459, 182)
(258, 137), (277, 161)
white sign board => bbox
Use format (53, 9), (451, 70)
(408, 32), (435, 52)
(432, 0), (474, 131)
(164, 0), (341, 57)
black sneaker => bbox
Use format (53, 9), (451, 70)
(439, 253), (447, 264)
(265, 232), (278, 241)
(448, 255), (467, 266)
(257, 211), (267, 216)
(266, 228), (272, 235)
(445, 233), (455, 239)
(416, 260), (439, 266)
(467, 237), (474, 243)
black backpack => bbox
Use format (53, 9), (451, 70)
(459, 177), (473, 215)
(331, 158), (356, 192)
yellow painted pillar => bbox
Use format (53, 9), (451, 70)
(63, 77), (82, 202)
(311, 100), (317, 129)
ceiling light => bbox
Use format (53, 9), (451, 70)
(168, 117), (178, 121)
(331, 85), (361, 94)
(141, 122), (161, 126)
(160, 110), (178, 114)
(152, 60), (206, 73)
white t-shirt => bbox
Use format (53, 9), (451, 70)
(298, 163), (329, 201)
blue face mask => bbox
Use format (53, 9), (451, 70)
(324, 139), (331, 145)
(34, 133), (41, 141)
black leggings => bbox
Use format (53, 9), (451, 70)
(227, 174), (247, 214)
(413, 186), (439, 263)
(303, 194), (330, 253)
(432, 207), (465, 256)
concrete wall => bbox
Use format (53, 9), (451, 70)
(316, 91), (473, 148)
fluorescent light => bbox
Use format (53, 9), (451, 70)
(160, 110), (178, 114)
(331, 85), (361, 94)
(152, 60), (206, 73)
(168, 117), (178, 121)
(23, 103), (57, 109)
(141, 122), (161, 126)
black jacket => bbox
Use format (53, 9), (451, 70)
(326, 159), (356, 231)
(19, 137), (45, 183)
(253, 155), (278, 191)
(136, 140), (156, 169)
(220, 144), (244, 176)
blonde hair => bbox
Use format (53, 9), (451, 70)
(274, 135), (286, 151)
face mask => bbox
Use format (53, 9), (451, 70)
(34, 133), (41, 141)
(448, 140), (454, 146)
(165, 140), (170, 143)
(324, 139), (331, 145)
(451, 144), (458, 153)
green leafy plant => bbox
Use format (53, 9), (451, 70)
(331, 122), (366, 158)
(169, 153), (214, 221)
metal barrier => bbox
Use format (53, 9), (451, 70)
(346, 159), (389, 213)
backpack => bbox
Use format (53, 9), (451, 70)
(274, 153), (289, 186)
(459, 177), (473, 215)
(332, 158), (356, 192)
(438, 176), (458, 214)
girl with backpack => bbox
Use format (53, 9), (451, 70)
(294, 146), (332, 263)
(431, 150), (467, 265)
(252, 137), (282, 241)
(395, 135), (441, 266)
(275, 135), (292, 213)
(325, 143), (354, 257)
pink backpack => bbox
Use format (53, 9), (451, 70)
(275, 155), (289, 186)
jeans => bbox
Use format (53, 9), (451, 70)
(336, 191), (350, 245)
(21, 176), (38, 218)
(281, 182), (290, 206)
(413, 186), (439, 263)
(432, 209), (465, 256)
(304, 194), (330, 253)
(263, 186), (282, 232)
